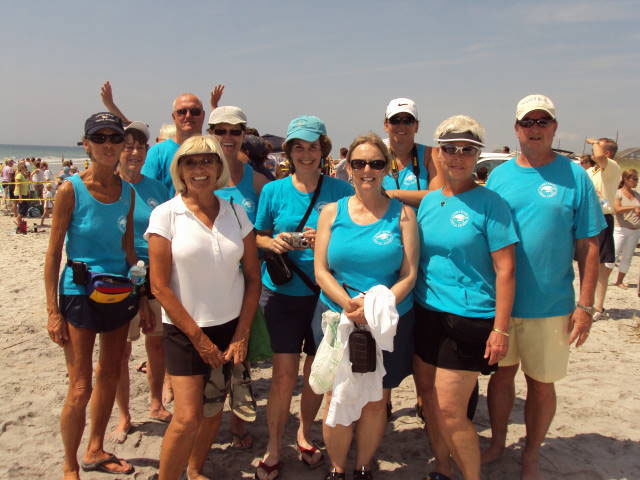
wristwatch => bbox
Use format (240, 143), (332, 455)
(576, 303), (595, 316)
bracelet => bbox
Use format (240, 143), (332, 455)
(492, 327), (510, 337)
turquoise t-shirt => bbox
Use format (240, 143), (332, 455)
(215, 163), (259, 223)
(60, 175), (132, 295)
(131, 175), (170, 263)
(382, 143), (428, 191)
(320, 197), (412, 315)
(415, 186), (518, 317)
(141, 139), (179, 196)
(486, 155), (606, 318)
(255, 175), (354, 296)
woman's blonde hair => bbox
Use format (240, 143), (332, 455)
(346, 132), (392, 175)
(619, 169), (638, 189)
(170, 135), (230, 193)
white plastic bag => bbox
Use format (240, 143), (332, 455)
(309, 310), (344, 394)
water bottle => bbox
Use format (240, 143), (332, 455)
(128, 260), (147, 286)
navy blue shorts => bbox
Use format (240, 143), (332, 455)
(260, 287), (318, 355)
(312, 300), (415, 389)
(59, 294), (138, 333)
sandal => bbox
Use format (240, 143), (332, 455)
(254, 460), (281, 480)
(297, 442), (324, 469)
(325, 470), (346, 480)
(353, 466), (373, 479)
(231, 362), (257, 422)
(80, 454), (134, 475)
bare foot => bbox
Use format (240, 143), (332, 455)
(186, 467), (210, 479)
(521, 450), (542, 480)
(108, 418), (131, 444)
(62, 470), (80, 480)
(162, 378), (174, 405)
(481, 443), (505, 464)
(149, 406), (172, 423)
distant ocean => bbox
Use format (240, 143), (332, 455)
(1, 144), (88, 175)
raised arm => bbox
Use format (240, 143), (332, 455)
(100, 81), (131, 125)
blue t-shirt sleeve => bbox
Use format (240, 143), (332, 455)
(485, 193), (519, 252)
(141, 145), (161, 182)
(254, 182), (274, 231)
(574, 168), (606, 239)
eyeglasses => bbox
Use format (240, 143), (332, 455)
(180, 155), (219, 168)
(174, 108), (203, 117)
(440, 144), (480, 156)
(212, 127), (243, 137)
(87, 133), (125, 144)
(388, 116), (416, 125)
(123, 143), (146, 152)
(517, 117), (554, 128)
(350, 159), (387, 170)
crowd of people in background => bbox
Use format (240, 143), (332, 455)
(38, 83), (638, 480)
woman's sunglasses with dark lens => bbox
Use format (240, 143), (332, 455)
(350, 159), (387, 170)
(175, 108), (203, 117)
(440, 144), (480, 156)
(88, 133), (125, 144)
(212, 128), (243, 137)
(180, 156), (218, 168)
(517, 117), (553, 128)
(388, 116), (416, 125)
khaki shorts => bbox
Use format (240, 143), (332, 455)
(127, 298), (164, 342)
(499, 315), (571, 383)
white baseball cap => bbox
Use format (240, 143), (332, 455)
(208, 106), (247, 126)
(385, 98), (418, 121)
(516, 94), (556, 121)
(125, 121), (150, 142)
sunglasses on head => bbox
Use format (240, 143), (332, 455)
(388, 115), (416, 125)
(180, 155), (219, 168)
(87, 133), (124, 144)
(517, 117), (554, 128)
(212, 127), (243, 137)
(175, 108), (203, 117)
(350, 159), (387, 170)
(440, 144), (480, 156)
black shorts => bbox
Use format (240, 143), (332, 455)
(17, 200), (29, 217)
(260, 287), (318, 355)
(164, 319), (237, 376)
(59, 294), (138, 333)
(598, 214), (615, 264)
(414, 303), (496, 375)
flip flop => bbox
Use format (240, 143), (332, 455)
(136, 361), (147, 374)
(80, 454), (134, 475)
(297, 442), (324, 469)
(255, 460), (281, 480)
(149, 412), (172, 423)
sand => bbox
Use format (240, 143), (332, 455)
(0, 211), (639, 480)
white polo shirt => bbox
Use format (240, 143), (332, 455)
(145, 194), (254, 328)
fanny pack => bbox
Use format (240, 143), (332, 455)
(68, 260), (135, 304)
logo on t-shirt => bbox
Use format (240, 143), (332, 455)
(537, 182), (558, 198)
(117, 215), (127, 234)
(403, 173), (417, 186)
(242, 199), (255, 212)
(146, 197), (160, 208)
(315, 201), (328, 213)
(373, 230), (394, 245)
(450, 210), (470, 227)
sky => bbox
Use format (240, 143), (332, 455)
(2, 0), (639, 154)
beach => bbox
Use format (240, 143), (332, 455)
(1, 212), (639, 480)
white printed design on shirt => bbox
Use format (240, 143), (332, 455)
(373, 230), (394, 245)
(450, 210), (470, 228)
(538, 182), (558, 198)
(403, 173), (417, 186)
(242, 199), (255, 212)
(146, 197), (160, 208)
(117, 215), (127, 233)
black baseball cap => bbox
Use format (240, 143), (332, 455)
(84, 112), (125, 136)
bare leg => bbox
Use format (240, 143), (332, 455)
(354, 389), (390, 470)
(296, 354), (324, 464)
(60, 324), (96, 479)
(594, 264), (612, 311)
(111, 341), (133, 442)
(434, 368), (481, 480)
(323, 392), (352, 474)
(482, 364), (519, 464)
(159, 374), (204, 480)
(521, 375), (556, 480)
(614, 271), (627, 287)
(83, 322), (133, 473)
(187, 412), (223, 480)
(146, 335), (171, 421)
(413, 355), (453, 478)
(258, 353), (300, 476)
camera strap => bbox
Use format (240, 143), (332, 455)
(295, 174), (324, 232)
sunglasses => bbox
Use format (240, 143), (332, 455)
(212, 128), (243, 137)
(440, 144), (480, 156)
(388, 116), (416, 125)
(517, 117), (554, 128)
(87, 133), (124, 144)
(350, 159), (387, 170)
(180, 156), (219, 168)
(174, 108), (203, 117)
(629, 176), (639, 181)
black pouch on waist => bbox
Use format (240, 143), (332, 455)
(348, 327), (377, 373)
